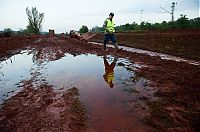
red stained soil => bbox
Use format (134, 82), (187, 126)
(0, 80), (87, 132)
(0, 34), (200, 131)
(89, 31), (200, 61)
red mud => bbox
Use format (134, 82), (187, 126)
(0, 80), (87, 132)
(0, 35), (200, 131)
(90, 31), (200, 61)
(0, 36), (38, 61)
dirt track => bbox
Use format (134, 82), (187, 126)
(90, 31), (200, 61)
(0, 36), (200, 131)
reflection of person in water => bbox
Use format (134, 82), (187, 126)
(103, 56), (118, 88)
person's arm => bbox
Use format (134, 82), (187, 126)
(103, 20), (109, 32)
(103, 20), (107, 28)
(103, 56), (109, 68)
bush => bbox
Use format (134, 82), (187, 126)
(17, 29), (30, 35)
(3, 28), (13, 37)
(79, 25), (89, 33)
(176, 14), (190, 29)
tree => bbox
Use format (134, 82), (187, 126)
(176, 14), (190, 29)
(161, 21), (169, 30)
(141, 22), (145, 30)
(3, 28), (13, 37)
(18, 29), (29, 35)
(192, 17), (200, 28)
(26, 7), (44, 34)
(79, 25), (89, 33)
(90, 16), (200, 33)
(91, 26), (104, 33)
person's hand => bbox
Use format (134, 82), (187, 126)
(105, 29), (113, 34)
(106, 29), (110, 33)
(108, 31), (113, 34)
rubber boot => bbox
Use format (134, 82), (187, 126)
(114, 43), (119, 50)
(104, 43), (107, 50)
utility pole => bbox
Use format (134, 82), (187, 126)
(160, 2), (177, 22)
(160, 2), (177, 30)
(140, 10), (144, 24)
(171, 2), (176, 23)
(140, 10), (144, 30)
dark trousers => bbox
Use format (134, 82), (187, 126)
(103, 33), (119, 50)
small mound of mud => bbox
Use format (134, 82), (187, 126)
(0, 82), (87, 132)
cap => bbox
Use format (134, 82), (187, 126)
(109, 12), (114, 17)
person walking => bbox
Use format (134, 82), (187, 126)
(103, 12), (120, 51)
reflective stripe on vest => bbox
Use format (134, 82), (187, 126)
(106, 19), (115, 33)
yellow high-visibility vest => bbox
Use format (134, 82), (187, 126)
(105, 19), (115, 33)
(106, 72), (114, 83)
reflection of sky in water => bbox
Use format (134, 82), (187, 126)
(0, 50), (158, 131)
(0, 52), (35, 104)
(44, 54), (129, 89)
(44, 54), (104, 88)
(0, 51), (149, 105)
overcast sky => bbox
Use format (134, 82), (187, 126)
(0, 0), (199, 33)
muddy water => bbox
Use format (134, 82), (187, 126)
(0, 50), (156, 131)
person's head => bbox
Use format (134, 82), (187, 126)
(109, 82), (114, 88)
(109, 12), (114, 19)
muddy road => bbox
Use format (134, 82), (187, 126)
(90, 31), (200, 61)
(0, 36), (200, 131)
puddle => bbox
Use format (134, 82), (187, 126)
(90, 42), (200, 66)
(0, 50), (157, 131)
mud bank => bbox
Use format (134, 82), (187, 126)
(0, 81), (86, 131)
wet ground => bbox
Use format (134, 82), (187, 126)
(90, 42), (200, 66)
(90, 31), (200, 61)
(0, 50), (156, 131)
(0, 36), (200, 131)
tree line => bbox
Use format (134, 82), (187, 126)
(91, 15), (200, 33)
(1, 10), (199, 37)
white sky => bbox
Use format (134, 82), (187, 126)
(0, 0), (199, 33)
